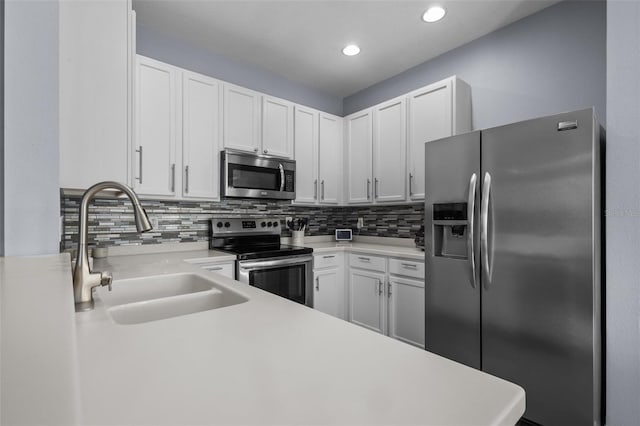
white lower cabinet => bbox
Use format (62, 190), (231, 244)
(348, 268), (386, 333)
(186, 259), (235, 280)
(313, 252), (345, 319)
(387, 276), (425, 348)
(347, 254), (425, 348)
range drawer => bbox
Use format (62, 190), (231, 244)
(349, 253), (386, 272)
(389, 258), (424, 279)
(314, 252), (342, 269)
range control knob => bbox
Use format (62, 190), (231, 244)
(261, 222), (267, 228)
(273, 221), (279, 227)
(224, 222), (230, 228)
(216, 222), (223, 228)
(267, 222), (273, 227)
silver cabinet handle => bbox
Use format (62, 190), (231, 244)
(378, 279), (383, 295)
(480, 172), (492, 289)
(387, 281), (392, 297)
(409, 173), (414, 196)
(467, 173), (478, 289)
(315, 276), (319, 291)
(279, 163), (285, 192)
(358, 256), (370, 262)
(313, 179), (318, 200)
(170, 163), (176, 192)
(135, 146), (143, 183)
(401, 263), (417, 268)
(204, 266), (223, 271)
(264, 149), (268, 154)
(374, 178), (379, 199)
(321, 180), (325, 200)
(184, 165), (190, 193)
(322, 255), (335, 259)
(366, 179), (371, 200)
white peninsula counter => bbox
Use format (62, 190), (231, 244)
(1, 250), (525, 425)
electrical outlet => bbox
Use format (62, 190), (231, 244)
(357, 217), (364, 229)
(286, 216), (293, 224)
(151, 217), (159, 228)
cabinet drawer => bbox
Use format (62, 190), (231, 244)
(349, 253), (386, 272)
(200, 262), (235, 279)
(389, 258), (424, 279)
(314, 252), (341, 269)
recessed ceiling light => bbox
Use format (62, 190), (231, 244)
(422, 6), (446, 23)
(342, 44), (361, 56)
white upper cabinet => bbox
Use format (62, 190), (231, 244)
(407, 76), (471, 200)
(134, 56), (223, 200)
(59, 0), (135, 189)
(293, 106), (318, 203)
(182, 71), (222, 200)
(261, 96), (294, 158)
(373, 97), (407, 203)
(345, 110), (373, 204)
(135, 56), (178, 197)
(223, 83), (261, 154)
(294, 108), (342, 205)
(318, 113), (343, 204)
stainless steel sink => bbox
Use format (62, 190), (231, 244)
(96, 273), (248, 325)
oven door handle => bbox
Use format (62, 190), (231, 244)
(238, 255), (313, 270)
(279, 163), (285, 192)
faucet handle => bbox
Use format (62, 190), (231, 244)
(100, 271), (113, 291)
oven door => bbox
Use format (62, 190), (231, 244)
(237, 255), (313, 307)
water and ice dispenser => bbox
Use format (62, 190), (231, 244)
(432, 202), (469, 259)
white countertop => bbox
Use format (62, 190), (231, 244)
(1, 248), (524, 426)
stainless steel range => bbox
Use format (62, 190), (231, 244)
(210, 217), (313, 307)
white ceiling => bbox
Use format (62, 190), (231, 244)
(133, 0), (560, 98)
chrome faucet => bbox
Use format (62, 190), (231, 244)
(73, 181), (152, 312)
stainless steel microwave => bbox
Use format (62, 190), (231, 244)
(221, 150), (296, 200)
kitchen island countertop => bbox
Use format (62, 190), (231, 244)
(1, 250), (524, 425)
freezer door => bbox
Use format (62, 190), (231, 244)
(425, 131), (481, 369)
(480, 108), (601, 425)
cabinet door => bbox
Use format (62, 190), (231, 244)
(388, 276), (425, 348)
(318, 113), (342, 204)
(407, 79), (453, 200)
(59, 0), (132, 189)
(373, 97), (407, 202)
(182, 71), (221, 200)
(345, 110), (373, 204)
(223, 84), (261, 153)
(135, 56), (177, 196)
(262, 96), (294, 158)
(349, 269), (385, 333)
(314, 268), (344, 319)
(294, 106), (318, 204)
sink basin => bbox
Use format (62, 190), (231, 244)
(96, 273), (248, 325)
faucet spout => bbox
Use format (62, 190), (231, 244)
(73, 181), (152, 311)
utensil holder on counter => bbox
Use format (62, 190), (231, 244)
(292, 230), (305, 246)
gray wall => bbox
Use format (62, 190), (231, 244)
(136, 24), (343, 116)
(343, 1), (606, 129)
(3, 0), (60, 256)
(606, 2), (640, 425)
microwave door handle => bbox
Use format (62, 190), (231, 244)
(279, 163), (285, 191)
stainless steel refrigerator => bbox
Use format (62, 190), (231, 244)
(424, 108), (602, 426)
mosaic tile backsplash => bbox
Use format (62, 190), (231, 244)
(60, 194), (424, 252)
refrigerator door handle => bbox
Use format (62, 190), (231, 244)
(480, 172), (492, 288)
(467, 173), (478, 289)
